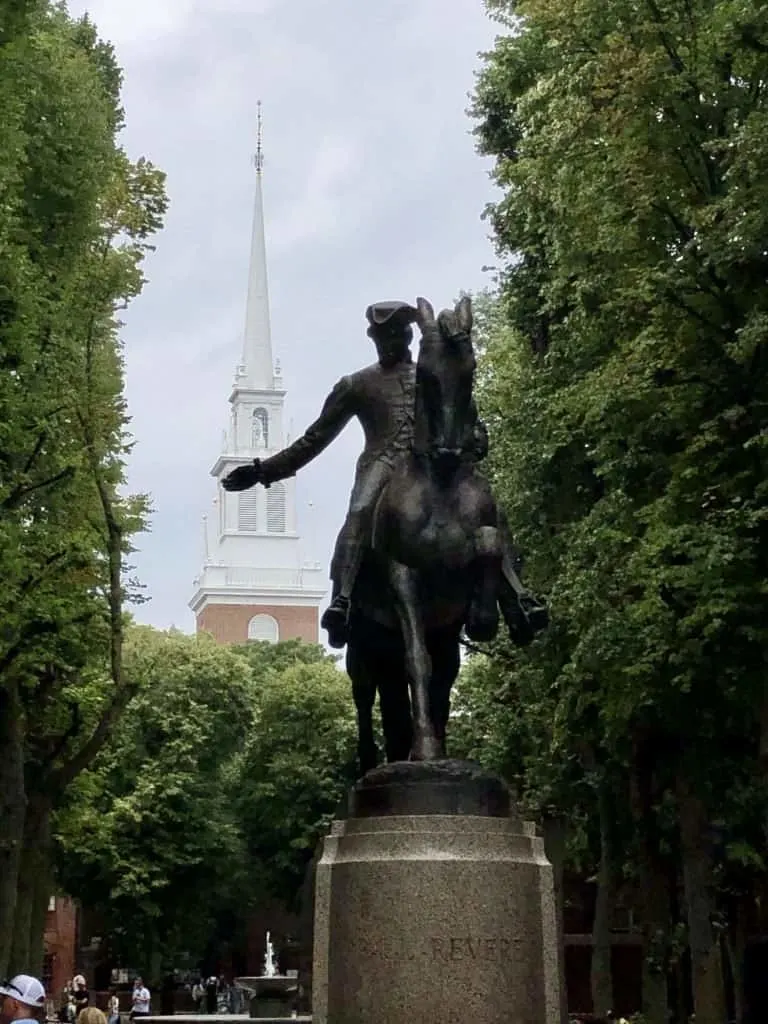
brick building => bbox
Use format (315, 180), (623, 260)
(43, 897), (77, 1001)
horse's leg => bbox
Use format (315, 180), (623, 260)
(346, 637), (379, 776)
(388, 560), (442, 761)
(497, 513), (549, 645)
(465, 525), (502, 642)
(378, 649), (413, 763)
(426, 625), (461, 757)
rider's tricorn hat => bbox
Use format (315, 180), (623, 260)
(365, 301), (419, 330)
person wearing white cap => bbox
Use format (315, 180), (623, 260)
(0, 975), (46, 1024)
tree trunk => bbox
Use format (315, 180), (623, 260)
(638, 850), (671, 1024)
(9, 793), (53, 975)
(542, 814), (569, 1024)
(591, 783), (615, 1017)
(725, 897), (747, 1024)
(630, 741), (671, 1024)
(27, 798), (53, 977)
(677, 775), (727, 1024)
(0, 682), (27, 977)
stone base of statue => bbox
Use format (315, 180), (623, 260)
(312, 760), (563, 1024)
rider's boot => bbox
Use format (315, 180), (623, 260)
(320, 533), (365, 648)
(321, 594), (351, 649)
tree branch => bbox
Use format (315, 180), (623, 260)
(2, 465), (76, 512)
(46, 412), (131, 794)
(40, 698), (83, 771)
(48, 679), (137, 794)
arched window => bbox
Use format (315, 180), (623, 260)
(266, 482), (286, 533)
(252, 408), (269, 449)
(238, 490), (259, 531)
(247, 614), (279, 644)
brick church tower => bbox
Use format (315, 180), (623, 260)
(190, 106), (327, 644)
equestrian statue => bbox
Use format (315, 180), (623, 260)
(222, 295), (547, 770)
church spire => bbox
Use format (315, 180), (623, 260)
(239, 100), (274, 389)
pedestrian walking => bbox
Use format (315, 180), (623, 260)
(129, 980), (150, 1021)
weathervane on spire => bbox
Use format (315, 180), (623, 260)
(254, 100), (264, 173)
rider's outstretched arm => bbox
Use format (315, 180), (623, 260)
(260, 377), (357, 484)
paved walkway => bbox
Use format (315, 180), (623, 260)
(143, 1017), (311, 1023)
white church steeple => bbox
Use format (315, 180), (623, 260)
(238, 101), (274, 389)
(190, 106), (326, 645)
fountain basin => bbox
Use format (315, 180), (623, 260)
(234, 976), (298, 1019)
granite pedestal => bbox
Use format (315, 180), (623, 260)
(312, 760), (563, 1024)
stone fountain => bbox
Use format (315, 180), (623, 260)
(235, 931), (298, 1019)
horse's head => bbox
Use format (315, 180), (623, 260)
(413, 295), (476, 474)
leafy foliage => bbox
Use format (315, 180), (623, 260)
(56, 633), (356, 971)
(0, 0), (167, 975)
(237, 660), (358, 904)
(56, 630), (253, 967)
(469, 1), (768, 1019)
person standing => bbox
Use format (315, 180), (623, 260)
(203, 979), (217, 1016)
(0, 975), (46, 1024)
(191, 981), (204, 1015)
(71, 979), (88, 1018)
(106, 990), (120, 1024)
(129, 980), (150, 1020)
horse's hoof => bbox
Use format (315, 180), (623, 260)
(499, 592), (548, 646)
(359, 744), (380, 777)
(465, 608), (499, 642)
(410, 733), (443, 761)
(525, 602), (549, 633)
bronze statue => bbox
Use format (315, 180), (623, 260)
(223, 296), (547, 766)
(223, 299), (486, 647)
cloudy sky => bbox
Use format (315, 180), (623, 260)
(66, 0), (502, 631)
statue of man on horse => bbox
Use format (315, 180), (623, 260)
(222, 295), (547, 767)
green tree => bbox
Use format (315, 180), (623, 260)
(56, 629), (254, 975)
(0, 2), (166, 974)
(236, 660), (358, 905)
(56, 635), (355, 973)
(232, 636), (336, 678)
(472, 3), (768, 1018)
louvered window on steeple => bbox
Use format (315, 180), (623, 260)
(266, 482), (286, 533)
(238, 490), (259, 531)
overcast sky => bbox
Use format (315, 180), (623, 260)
(66, 0), (502, 631)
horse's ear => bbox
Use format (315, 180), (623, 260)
(456, 295), (473, 333)
(416, 296), (435, 325)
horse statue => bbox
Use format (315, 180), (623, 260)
(346, 295), (545, 770)
(221, 293), (547, 774)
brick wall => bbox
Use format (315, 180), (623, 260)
(43, 897), (77, 1000)
(197, 603), (319, 645)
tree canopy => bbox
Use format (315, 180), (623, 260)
(467, 1), (768, 1020)
(0, 0), (166, 976)
(55, 631), (356, 975)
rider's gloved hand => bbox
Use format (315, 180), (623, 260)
(221, 459), (270, 491)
